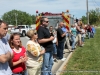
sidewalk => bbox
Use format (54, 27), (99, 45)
(52, 49), (73, 75)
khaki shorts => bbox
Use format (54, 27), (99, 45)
(77, 34), (81, 41)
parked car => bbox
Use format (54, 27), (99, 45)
(10, 25), (32, 37)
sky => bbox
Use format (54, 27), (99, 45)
(0, 0), (100, 19)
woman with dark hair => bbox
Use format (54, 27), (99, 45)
(9, 33), (28, 75)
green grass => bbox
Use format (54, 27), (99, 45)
(62, 28), (100, 75)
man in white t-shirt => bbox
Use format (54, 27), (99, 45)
(0, 20), (13, 75)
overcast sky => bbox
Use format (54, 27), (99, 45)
(0, 0), (100, 19)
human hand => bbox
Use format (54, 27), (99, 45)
(49, 36), (54, 41)
(40, 50), (45, 55)
(19, 56), (26, 63)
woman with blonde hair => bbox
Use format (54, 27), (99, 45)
(26, 29), (45, 75)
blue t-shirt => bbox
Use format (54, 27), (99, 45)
(61, 27), (68, 36)
(0, 38), (12, 75)
(92, 27), (96, 33)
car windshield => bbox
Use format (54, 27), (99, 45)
(16, 26), (25, 29)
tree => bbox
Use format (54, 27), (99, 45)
(81, 8), (100, 26)
(89, 9), (98, 25)
(2, 9), (34, 25)
(31, 15), (36, 24)
(81, 16), (87, 24)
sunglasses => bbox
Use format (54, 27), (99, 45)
(34, 32), (37, 35)
(44, 21), (49, 23)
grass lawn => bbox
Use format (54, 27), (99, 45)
(62, 28), (100, 75)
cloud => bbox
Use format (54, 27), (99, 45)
(0, 0), (100, 18)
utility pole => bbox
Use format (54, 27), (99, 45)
(86, 0), (89, 24)
(0, 15), (2, 20)
(15, 13), (18, 26)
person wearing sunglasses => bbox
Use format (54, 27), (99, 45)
(26, 29), (45, 75)
(0, 20), (13, 75)
(37, 17), (54, 75)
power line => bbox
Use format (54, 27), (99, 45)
(93, 0), (100, 7)
(91, 0), (98, 9)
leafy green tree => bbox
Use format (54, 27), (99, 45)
(2, 9), (34, 25)
(31, 15), (36, 24)
(81, 8), (100, 26)
(81, 16), (87, 24)
(89, 9), (98, 25)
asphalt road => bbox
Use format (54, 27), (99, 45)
(20, 36), (29, 47)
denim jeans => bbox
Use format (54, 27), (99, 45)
(53, 43), (57, 54)
(41, 52), (53, 75)
(57, 41), (65, 59)
(87, 32), (90, 39)
(90, 32), (94, 38)
(81, 37), (85, 42)
(71, 35), (76, 49)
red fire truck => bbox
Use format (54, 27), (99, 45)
(36, 10), (74, 30)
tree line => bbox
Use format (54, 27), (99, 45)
(1, 9), (36, 25)
(82, 8), (100, 26)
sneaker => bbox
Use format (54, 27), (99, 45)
(54, 58), (58, 62)
(61, 58), (66, 61)
(82, 44), (84, 46)
(75, 46), (76, 48)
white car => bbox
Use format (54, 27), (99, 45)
(10, 25), (32, 37)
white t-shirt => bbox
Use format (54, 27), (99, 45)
(81, 29), (85, 37)
(0, 38), (12, 75)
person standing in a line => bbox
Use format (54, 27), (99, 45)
(37, 17), (54, 75)
(49, 26), (58, 62)
(57, 22), (66, 61)
(0, 20), (13, 75)
(9, 33), (28, 75)
(61, 23), (71, 52)
(70, 24), (77, 50)
(91, 25), (96, 38)
(26, 29), (45, 75)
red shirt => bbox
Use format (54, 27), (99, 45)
(11, 46), (26, 73)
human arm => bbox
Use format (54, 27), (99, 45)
(27, 44), (43, 57)
(12, 47), (28, 67)
(58, 28), (66, 37)
(37, 27), (54, 44)
(12, 57), (26, 67)
(61, 32), (66, 37)
(0, 51), (11, 63)
(40, 46), (45, 55)
(38, 36), (54, 44)
(76, 26), (81, 32)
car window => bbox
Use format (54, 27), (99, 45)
(16, 26), (25, 29)
(26, 26), (28, 28)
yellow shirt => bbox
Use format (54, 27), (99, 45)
(26, 40), (43, 67)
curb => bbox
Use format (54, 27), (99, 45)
(56, 52), (73, 75)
